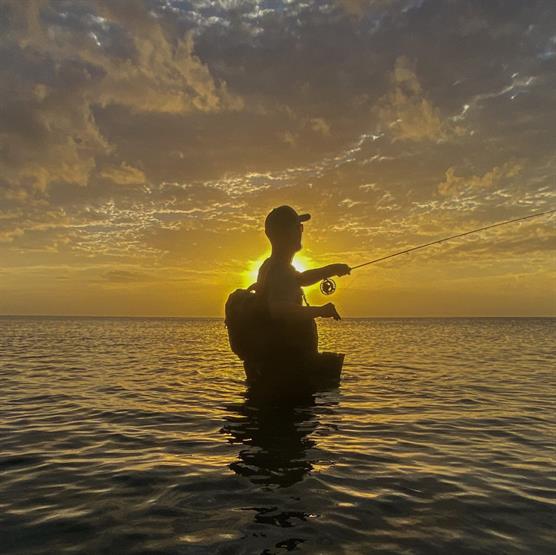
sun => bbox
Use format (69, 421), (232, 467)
(242, 251), (314, 288)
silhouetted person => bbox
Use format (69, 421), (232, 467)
(244, 205), (350, 383)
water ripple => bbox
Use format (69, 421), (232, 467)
(0, 316), (555, 554)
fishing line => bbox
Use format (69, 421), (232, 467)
(318, 208), (556, 296)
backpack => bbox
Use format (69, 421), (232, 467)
(224, 287), (272, 362)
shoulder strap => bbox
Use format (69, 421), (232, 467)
(254, 258), (273, 300)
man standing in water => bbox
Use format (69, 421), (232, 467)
(252, 205), (351, 365)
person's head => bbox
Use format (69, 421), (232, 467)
(264, 205), (311, 253)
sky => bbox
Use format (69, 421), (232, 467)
(0, 0), (555, 317)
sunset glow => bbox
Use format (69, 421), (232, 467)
(0, 1), (554, 316)
(243, 252), (314, 288)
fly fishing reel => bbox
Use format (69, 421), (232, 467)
(320, 278), (336, 295)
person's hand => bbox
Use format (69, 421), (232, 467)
(329, 263), (351, 277)
(319, 302), (341, 320)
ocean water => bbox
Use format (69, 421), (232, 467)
(1, 316), (555, 555)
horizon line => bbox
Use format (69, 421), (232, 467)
(0, 314), (554, 319)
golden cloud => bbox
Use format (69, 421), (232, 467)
(100, 163), (146, 186)
(374, 56), (447, 142)
(0, 0), (243, 192)
(438, 162), (523, 197)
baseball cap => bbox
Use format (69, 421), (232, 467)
(264, 205), (311, 238)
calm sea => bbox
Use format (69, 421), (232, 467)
(1, 317), (554, 554)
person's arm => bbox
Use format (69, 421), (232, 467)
(266, 267), (342, 320)
(297, 263), (351, 287)
(268, 300), (341, 320)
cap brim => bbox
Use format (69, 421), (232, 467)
(298, 213), (311, 222)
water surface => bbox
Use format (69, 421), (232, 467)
(1, 317), (555, 554)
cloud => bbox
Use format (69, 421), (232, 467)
(100, 163), (146, 186)
(438, 162), (523, 197)
(280, 130), (297, 146)
(0, 0), (243, 192)
(309, 117), (331, 136)
(337, 0), (370, 18)
(336, 0), (423, 19)
(93, 3), (243, 114)
(101, 269), (152, 283)
(0, 57), (110, 191)
(374, 56), (449, 142)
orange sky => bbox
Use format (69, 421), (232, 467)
(0, 0), (555, 316)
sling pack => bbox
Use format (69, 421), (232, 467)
(224, 260), (318, 362)
(224, 286), (272, 362)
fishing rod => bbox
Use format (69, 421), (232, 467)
(319, 208), (556, 296)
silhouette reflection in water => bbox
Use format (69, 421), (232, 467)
(223, 387), (322, 488)
(222, 387), (338, 553)
(221, 384), (340, 550)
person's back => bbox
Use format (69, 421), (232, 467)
(256, 256), (318, 360)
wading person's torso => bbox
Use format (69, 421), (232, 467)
(257, 257), (318, 360)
